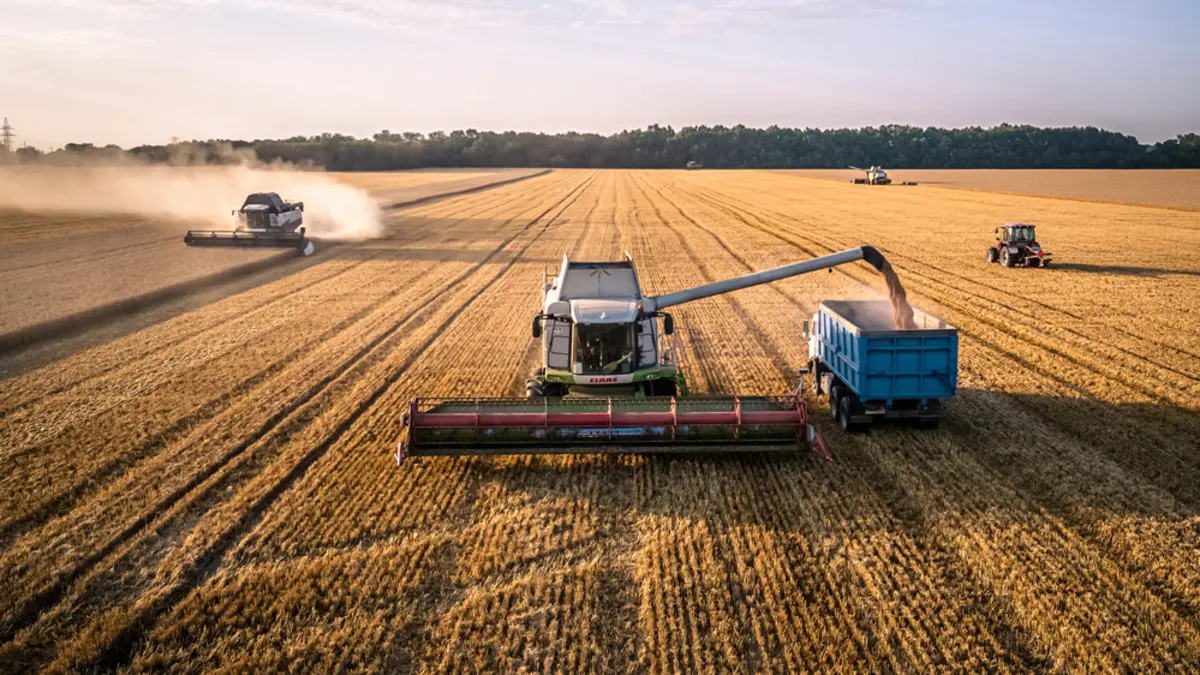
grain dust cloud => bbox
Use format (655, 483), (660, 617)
(0, 164), (383, 241)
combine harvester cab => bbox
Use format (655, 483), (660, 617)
(395, 246), (920, 467)
(184, 192), (314, 256)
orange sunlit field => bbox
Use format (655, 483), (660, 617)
(777, 168), (1200, 209)
(1, 169), (1198, 672)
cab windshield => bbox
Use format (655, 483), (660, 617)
(1011, 226), (1035, 242)
(573, 323), (634, 375)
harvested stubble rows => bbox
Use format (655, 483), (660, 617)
(333, 168), (548, 206)
(0, 168), (542, 340)
(0, 169), (1198, 673)
(777, 168), (1200, 210)
(0, 211), (287, 336)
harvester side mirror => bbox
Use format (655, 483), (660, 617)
(662, 313), (674, 336)
(532, 317), (542, 339)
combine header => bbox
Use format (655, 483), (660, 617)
(396, 246), (904, 466)
(398, 395), (823, 462)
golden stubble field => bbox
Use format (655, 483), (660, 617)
(0, 168), (542, 338)
(778, 168), (1200, 210)
(0, 169), (1197, 673)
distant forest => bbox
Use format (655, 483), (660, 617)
(10, 124), (1200, 170)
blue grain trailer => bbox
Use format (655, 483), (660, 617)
(806, 299), (958, 431)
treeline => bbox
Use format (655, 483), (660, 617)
(9, 124), (1200, 169)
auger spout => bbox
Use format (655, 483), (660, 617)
(642, 246), (886, 311)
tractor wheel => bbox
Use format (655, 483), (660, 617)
(829, 385), (844, 420)
(985, 248), (998, 264)
(1000, 248), (1014, 267)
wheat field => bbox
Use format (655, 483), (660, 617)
(0, 170), (1197, 673)
(0, 168), (542, 339)
(777, 168), (1200, 210)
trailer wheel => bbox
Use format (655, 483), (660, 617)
(829, 385), (844, 420)
(838, 396), (865, 433)
(819, 372), (835, 399)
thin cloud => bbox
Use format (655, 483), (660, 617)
(0, 27), (147, 57)
(10, 0), (937, 33)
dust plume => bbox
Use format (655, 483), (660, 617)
(0, 164), (383, 241)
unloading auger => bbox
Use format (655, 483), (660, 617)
(395, 246), (898, 465)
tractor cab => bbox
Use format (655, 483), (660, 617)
(987, 223), (1051, 268)
(998, 224), (1035, 243)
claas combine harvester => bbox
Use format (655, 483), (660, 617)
(395, 246), (903, 466)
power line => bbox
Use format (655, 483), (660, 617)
(0, 118), (14, 152)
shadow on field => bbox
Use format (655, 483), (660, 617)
(380, 168), (552, 211)
(449, 385), (1199, 526)
(938, 388), (1200, 515)
(382, 213), (586, 239)
(334, 246), (559, 265)
(0, 244), (341, 378)
(0, 210), (567, 378)
(1052, 262), (1200, 278)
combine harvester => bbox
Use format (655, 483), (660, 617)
(184, 192), (314, 256)
(849, 166), (917, 186)
(396, 245), (956, 466)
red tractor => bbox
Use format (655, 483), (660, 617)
(986, 223), (1052, 268)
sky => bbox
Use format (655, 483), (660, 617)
(2, 0), (1198, 149)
